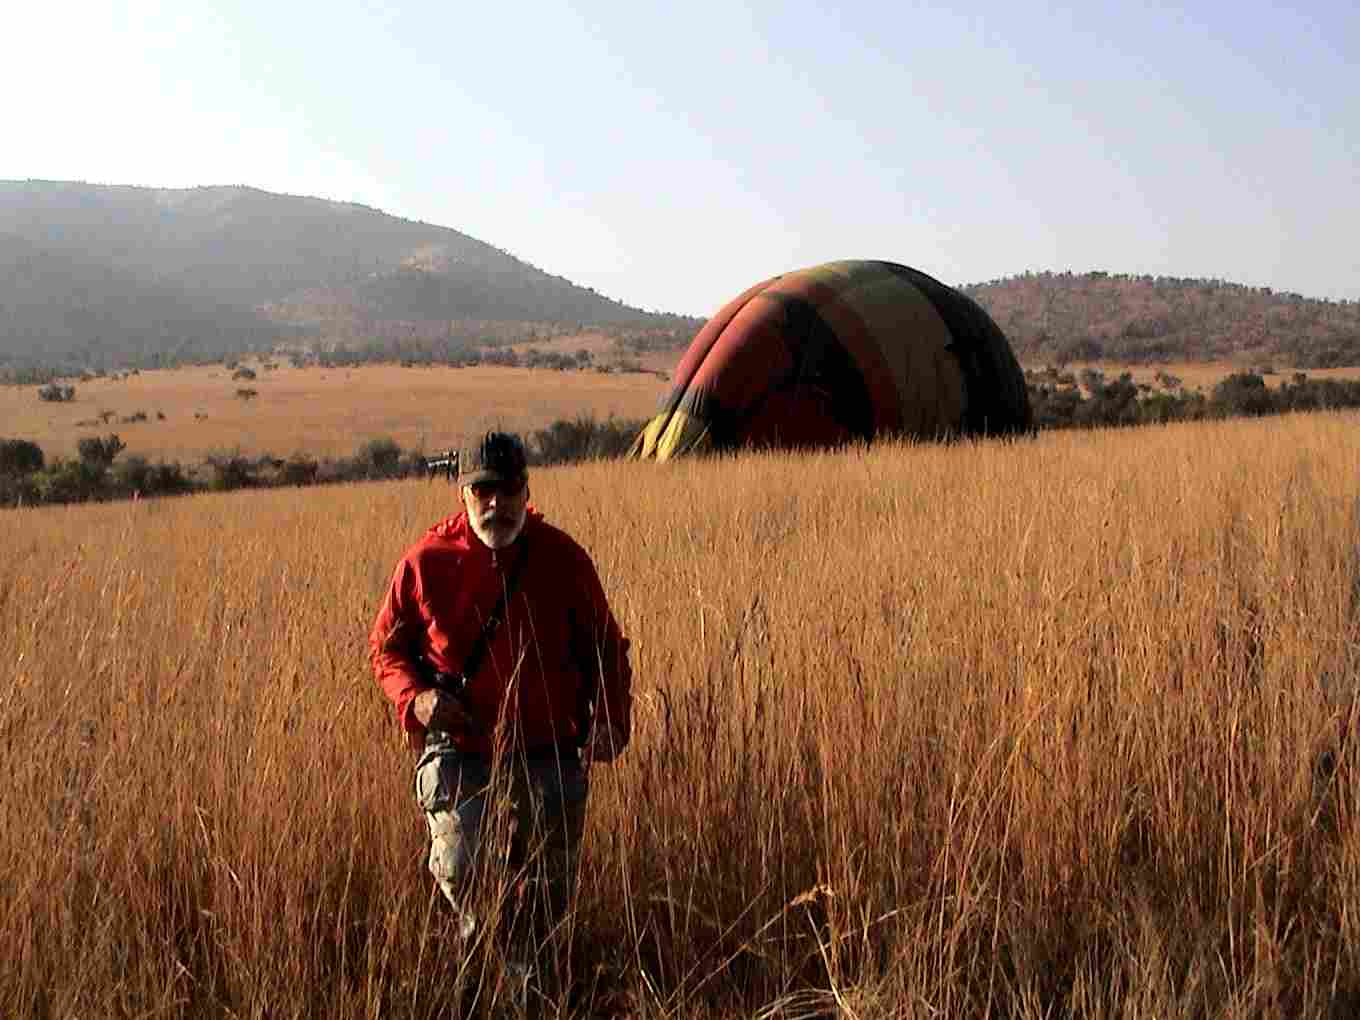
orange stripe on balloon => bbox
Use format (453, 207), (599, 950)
(671, 276), (777, 391)
(687, 290), (795, 412)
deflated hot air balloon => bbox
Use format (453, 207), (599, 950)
(629, 260), (1031, 460)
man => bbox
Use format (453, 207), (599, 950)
(369, 431), (631, 946)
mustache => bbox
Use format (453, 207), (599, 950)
(478, 511), (519, 527)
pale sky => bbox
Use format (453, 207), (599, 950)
(6, 1), (1357, 315)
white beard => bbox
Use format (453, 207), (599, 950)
(469, 504), (527, 549)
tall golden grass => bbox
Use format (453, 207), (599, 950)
(3, 411), (1360, 1018)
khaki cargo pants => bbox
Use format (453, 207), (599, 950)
(414, 731), (589, 939)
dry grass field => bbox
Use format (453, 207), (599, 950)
(0, 361), (666, 463)
(508, 332), (678, 376)
(8, 357), (1360, 470)
(4, 410), (1360, 1018)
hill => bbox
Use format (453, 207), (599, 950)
(965, 270), (1360, 369)
(5, 180), (1356, 379)
(0, 232), (285, 368)
(0, 180), (696, 376)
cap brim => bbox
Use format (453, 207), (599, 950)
(460, 468), (526, 486)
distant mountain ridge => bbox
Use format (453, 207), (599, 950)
(964, 271), (1360, 368)
(4, 180), (1357, 377)
(0, 180), (687, 373)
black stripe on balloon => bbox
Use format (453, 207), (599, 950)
(874, 262), (1032, 435)
(741, 293), (874, 439)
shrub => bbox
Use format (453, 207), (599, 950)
(144, 461), (192, 496)
(1212, 372), (1274, 417)
(38, 383), (75, 402)
(36, 459), (108, 503)
(77, 434), (126, 470)
(1079, 368), (1106, 394)
(530, 414), (645, 465)
(0, 472), (39, 507)
(207, 455), (259, 491)
(358, 437), (403, 478)
(280, 454), (319, 487)
(113, 455), (152, 493)
(232, 367), (257, 381)
(0, 438), (45, 476)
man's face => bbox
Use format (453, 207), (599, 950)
(462, 476), (529, 549)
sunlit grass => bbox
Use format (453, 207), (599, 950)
(3, 410), (1359, 1017)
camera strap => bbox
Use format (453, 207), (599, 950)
(459, 537), (530, 685)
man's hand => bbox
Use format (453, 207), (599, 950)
(581, 723), (627, 765)
(411, 689), (476, 735)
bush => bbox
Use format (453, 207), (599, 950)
(110, 446), (189, 496)
(38, 383), (75, 402)
(358, 437), (403, 478)
(530, 415), (646, 465)
(1212, 372), (1273, 417)
(1076, 373), (1141, 427)
(0, 472), (39, 507)
(113, 455), (152, 494)
(0, 438), (45, 476)
(144, 461), (192, 496)
(280, 454), (319, 487)
(207, 455), (259, 491)
(36, 459), (109, 503)
(232, 367), (257, 381)
(77, 434), (126, 470)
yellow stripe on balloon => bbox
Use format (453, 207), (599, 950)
(627, 410), (713, 462)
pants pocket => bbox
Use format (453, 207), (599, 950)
(414, 751), (455, 813)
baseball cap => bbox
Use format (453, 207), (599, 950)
(459, 431), (528, 486)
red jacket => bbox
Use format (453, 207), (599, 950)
(370, 508), (631, 754)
